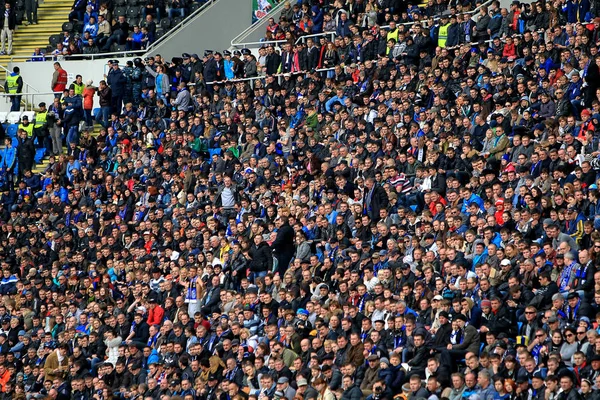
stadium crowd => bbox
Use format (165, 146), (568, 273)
(7, 0), (600, 400)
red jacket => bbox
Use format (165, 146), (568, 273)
(147, 305), (164, 326)
(53, 68), (68, 92)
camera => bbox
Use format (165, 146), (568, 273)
(374, 386), (382, 394)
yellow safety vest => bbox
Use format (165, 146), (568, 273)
(34, 111), (47, 127)
(19, 123), (34, 137)
(438, 23), (451, 48)
(71, 82), (84, 96)
(387, 29), (399, 43)
(6, 74), (19, 94)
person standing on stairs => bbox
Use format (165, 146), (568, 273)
(0, 2), (16, 56)
(47, 97), (63, 156)
(0, 137), (16, 187)
(24, 0), (37, 25)
(16, 129), (34, 180)
(4, 67), (22, 112)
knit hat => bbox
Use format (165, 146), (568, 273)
(481, 300), (492, 308)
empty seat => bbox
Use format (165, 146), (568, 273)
(159, 18), (171, 29)
(127, 17), (139, 26)
(190, 2), (201, 12)
(114, 45), (126, 52)
(115, 0), (126, 5)
(74, 22), (83, 33)
(172, 16), (182, 25)
(49, 34), (61, 47)
(61, 22), (73, 32)
(7, 112), (22, 124)
(114, 6), (127, 17)
(6, 124), (18, 138)
(127, 6), (140, 17)
(127, 0), (138, 5)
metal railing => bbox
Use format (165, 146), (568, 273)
(204, 66), (336, 89)
(0, 64), (42, 111)
(145, 0), (217, 53)
(0, 91), (60, 112)
(8, 0), (218, 63)
(230, 0), (288, 48)
(9, 49), (147, 63)
(234, 0), (495, 50)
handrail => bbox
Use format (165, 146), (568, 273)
(232, 40), (287, 47)
(0, 64), (42, 111)
(7, 0), (217, 62)
(230, 0), (288, 47)
(9, 49), (147, 62)
(145, 0), (217, 53)
(204, 66), (336, 88)
(0, 91), (61, 96)
(235, 0), (495, 50)
(0, 91), (61, 112)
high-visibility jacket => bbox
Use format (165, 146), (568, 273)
(438, 23), (451, 48)
(71, 82), (84, 96)
(53, 68), (68, 92)
(387, 29), (399, 43)
(19, 122), (34, 137)
(34, 111), (47, 127)
(5, 74), (19, 94)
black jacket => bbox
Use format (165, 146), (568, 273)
(364, 184), (389, 220)
(248, 241), (273, 273)
(272, 223), (294, 260)
(0, 9), (17, 31)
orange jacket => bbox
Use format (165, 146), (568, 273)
(0, 370), (10, 392)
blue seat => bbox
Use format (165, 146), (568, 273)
(34, 148), (46, 164)
(7, 124), (18, 138)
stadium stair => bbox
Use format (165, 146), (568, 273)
(0, 0), (70, 68)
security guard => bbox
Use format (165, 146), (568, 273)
(4, 66), (22, 112)
(180, 53), (193, 82)
(34, 102), (48, 129)
(33, 102), (49, 151)
(18, 115), (34, 138)
(122, 60), (134, 106)
(69, 75), (85, 96)
(437, 15), (451, 48)
(131, 58), (143, 106)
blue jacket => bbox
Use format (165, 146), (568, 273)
(0, 275), (18, 295)
(325, 94), (348, 112)
(567, 79), (583, 101)
(0, 146), (16, 170)
(107, 67), (127, 96)
(336, 18), (351, 38)
(311, 6), (323, 33)
(224, 59), (235, 80)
